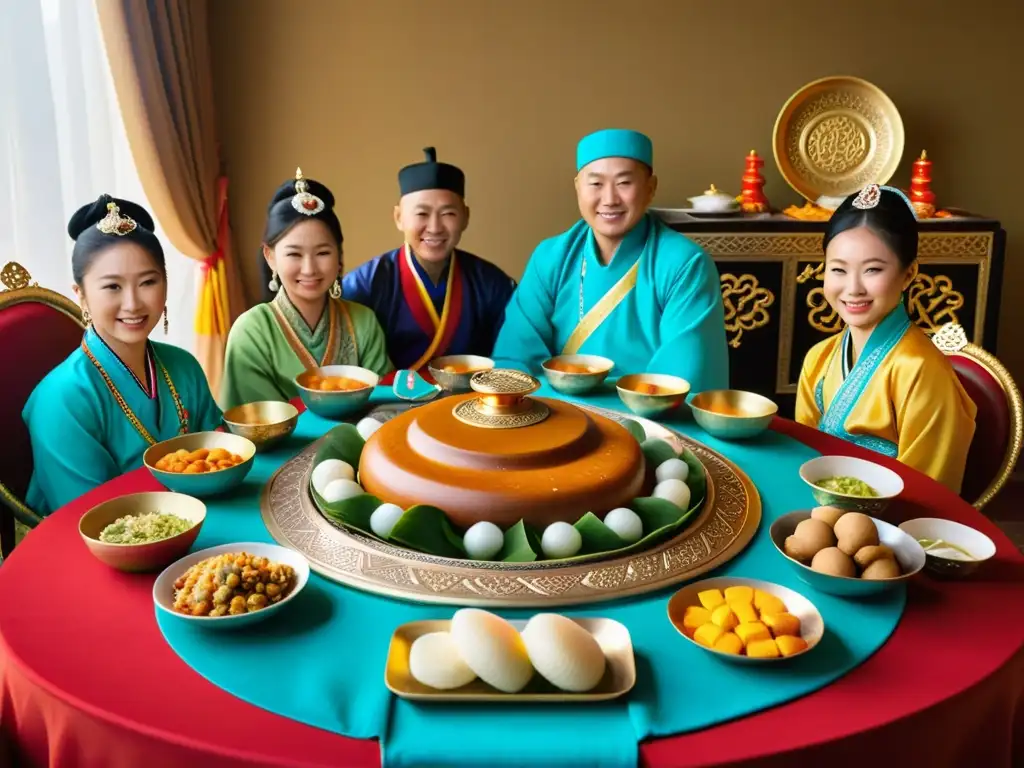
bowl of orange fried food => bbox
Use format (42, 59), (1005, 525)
(295, 364), (379, 420)
(542, 354), (614, 395)
(144, 431), (256, 497)
(615, 373), (690, 419)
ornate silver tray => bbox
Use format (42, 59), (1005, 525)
(261, 403), (761, 607)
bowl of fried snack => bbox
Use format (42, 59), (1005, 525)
(295, 364), (379, 420)
(79, 492), (206, 572)
(144, 431), (256, 497)
(153, 542), (310, 629)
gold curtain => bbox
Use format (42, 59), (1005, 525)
(96, 0), (245, 396)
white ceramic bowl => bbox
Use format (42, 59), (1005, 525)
(898, 518), (997, 579)
(770, 510), (926, 597)
(799, 455), (904, 515)
(667, 576), (824, 663)
(153, 542), (310, 630)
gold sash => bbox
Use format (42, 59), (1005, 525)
(562, 261), (640, 355)
(270, 297), (358, 370)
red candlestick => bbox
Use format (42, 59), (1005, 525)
(910, 150), (936, 205)
(740, 150), (770, 212)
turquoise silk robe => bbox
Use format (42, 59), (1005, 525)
(492, 214), (729, 392)
(23, 328), (223, 515)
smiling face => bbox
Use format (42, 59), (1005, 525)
(264, 219), (341, 303)
(394, 189), (468, 264)
(75, 242), (167, 347)
(574, 157), (657, 243)
(823, 225), (916, 332)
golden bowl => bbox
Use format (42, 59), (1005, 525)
(542, 354), (614, 396)
(689, 390), (778, 440)
(223, 400), (299, 451)
(615, 373), (690, 419)
(428, 355), (495, 392)
(144, 431), (256, 498)
(295, 364), (379, 420)
(79, 491), (206, 572)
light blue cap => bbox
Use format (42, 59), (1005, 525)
(576, 128), (653, 172)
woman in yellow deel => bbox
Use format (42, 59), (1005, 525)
(796, 184), (977, 493)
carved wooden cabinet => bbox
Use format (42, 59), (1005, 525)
(665, 214), (1006, 418)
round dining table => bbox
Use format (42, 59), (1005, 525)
(1, 405), (1022, 768)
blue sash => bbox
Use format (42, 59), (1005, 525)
(815, 304), (911, 457)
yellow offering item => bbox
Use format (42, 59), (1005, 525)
(698, 589), (725, 611)
(713, 632), (744, 655)
(729, 601), (759, 625)
(753, 590), (787, 616)
(723, 585), (754, 604)
(711, 605), (739, 631)
(694, 622), (725, 648)
(775, 635), (810, 657)
(762, 612), (801, 638)
(746, 638), (781, 659)
(683, 587), (810, 658)
(735, 622), (772, 646)
(682, 605), (712, 636)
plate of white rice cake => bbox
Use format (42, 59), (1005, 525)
(385, 608), (636, 701)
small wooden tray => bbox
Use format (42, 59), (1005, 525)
(384, 617), (636, 702)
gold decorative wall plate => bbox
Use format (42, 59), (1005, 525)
(261, 403), (761, 607)
(773, 76), (904, 208)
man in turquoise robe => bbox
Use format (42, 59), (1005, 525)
(491, 129), (729, 393)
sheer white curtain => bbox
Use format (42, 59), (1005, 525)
(0, 0), (196, 353)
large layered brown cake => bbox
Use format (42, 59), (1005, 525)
(358, 370), (647, 529)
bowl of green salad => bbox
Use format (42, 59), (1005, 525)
(79, 492), (206, 572)
(798, 455), (904, 515)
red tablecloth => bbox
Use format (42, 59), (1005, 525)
(1, 417), (1022, 768)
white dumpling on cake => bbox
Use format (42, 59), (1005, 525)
(321, 478), (364, 504)
(520, 613), (606, 692)
(408, 631), (477, 690)
(311, 459), (355, 497)
(449, 608), (533, 693)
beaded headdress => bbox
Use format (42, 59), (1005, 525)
(96, 202), (138, 236)
(291, 167), (325, 216)
(852, 183), (917, 216)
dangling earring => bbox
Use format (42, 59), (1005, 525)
(268, 270), (280, 292)
(81, 308), (92, 326)
(163, 306), (169, 335)
(329, 278), (342, 299)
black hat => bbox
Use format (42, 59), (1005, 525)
(398, 147), (465, 197)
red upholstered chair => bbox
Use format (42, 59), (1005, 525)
(0, 262), (86, 557)
(931, 322), (1022, 510)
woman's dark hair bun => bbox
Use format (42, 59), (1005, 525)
(823, 185), (919, 269)
(68, 194), (156, 240)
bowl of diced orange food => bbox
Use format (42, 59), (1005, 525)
(667, 577), (824, 662)
(144, 431), (256, 498)
(295, 364), (379, 420)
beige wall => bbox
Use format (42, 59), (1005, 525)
(209, 0), (1023, 375)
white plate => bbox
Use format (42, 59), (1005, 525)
(153, 542), (310, 630)
(651, 207), (741, 222)
(667, 576), (824, 663)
